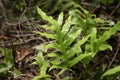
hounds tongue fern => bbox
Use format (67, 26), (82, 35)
(33, 6), (120, 80)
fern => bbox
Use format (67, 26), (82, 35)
(34, 5), (120, 79)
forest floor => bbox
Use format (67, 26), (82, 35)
(0, 1), (120, 80)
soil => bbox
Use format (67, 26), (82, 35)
(0, 1), (120, 80)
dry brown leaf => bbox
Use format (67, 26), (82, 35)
(0, 36), (8, 40)
(16, 49), (30, 61)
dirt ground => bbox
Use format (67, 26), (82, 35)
(0, 1), (120, 80)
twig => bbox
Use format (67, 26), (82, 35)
(18, 7), (28, 39)
(109, 2), (120, 17)
(0, 0), (7, 21)
(11, 34), (36, 38)
(53, 70), (60, 80)
(108, 44), (120, 68)
(5, 18), (35, 26)
(0, 0), (6, 35)
(18, 0), (28, 41)
(1, 37), (45, 47)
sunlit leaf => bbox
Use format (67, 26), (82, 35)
(47, 53), (59, 57)
(99, 44), (112, 51)
(98, 21), (120, 42)
(102, 65), (120, 78)
(58, 68), (67, 76)
(40, 61), (49, 75)
(71, 2), (89, 15)
(41, 25), (55, 31)
(68, 53), (92, 67)
(35, 31), (56, 39)
(58, 12), (64, 26)
(37, 6), (57, 25)
(67, 35), (90, 58)
(63, 29), (81, 48)
(61, 16), (72, 36)
(36, 51), (44, 68)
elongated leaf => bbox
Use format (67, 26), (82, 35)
(50, 58), (61, 65)
(0, 63), (12, 73)
(90, 28), (98, 53)
(98, 21), (120, 42)
(66, 35), (90, 58)
(94, 18), (105, 23)
(13, 68), (21, 78)
(1, 48), (14, 66)
(57, 12), (64, 26)
(55, 31), (65, 45)
(68, 53), (92, 67)
(41, 25), (55, 31)
(61, 16), (72, 36)
(35, 31), (55, 39)
(44, 43), (64, 52)
(58, 68), (67, 76)
(100, 0), (114, 6)
(63, 29), (81, 48)
(47, 52), (59, 57)
(52, 53), (92, 70)
(36, 51), (44, 68)
(102, 65), (120, 78)
(71, 2), (89, 15)
(49, 65), (61, 71)
(98, 44), (112, 51)
(50, 0), (63, 14)
(91, 28), (97, 44)
(37, 6), (57, 25)
(40, 61), (49, 75)
(32, 74), (51, 80)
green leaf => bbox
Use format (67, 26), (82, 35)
(49, 65), (65, 71)
(102, 65), (120, 78)
(90, 28), (97, 52)
(32, 74), (51, 80)
(98, 21), (120, 42)
(37, 6), (57, 25)
(35, 51), (44, 68)
(0, 48), (15, 67)
(58, 68), (67, 76)
(50, 0), (63, 14)
(63, 29), (82, 48)
(99, 44), (112, 51)
(13, 68), (21, 78)
(47, 53), (59, 57)
(34, 51), (50, 80)
(35, 31), (55, 39)
(40, 61), (49, 75)
(57, 12), (64, 26)
(44, 43), (63, 52)
(61, 16), (72, 36)
(68, 53), (92, 67)
(71, 2), (89, 15)
(94, 18), (105, 23)
(50, 58), (61, 65)
(67, 35), (90, 58)
(100, 0), (115, 6)
(41, 25), (55, 31)
(0, 63), (12, 73)
(53, 53), (92, 70)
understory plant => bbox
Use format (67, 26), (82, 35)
(33, 3), (120, 80)
(0, 48), (21, 79)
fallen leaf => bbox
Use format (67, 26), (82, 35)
(0, 36), (8, 40)
(16, 49), (30, 61)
